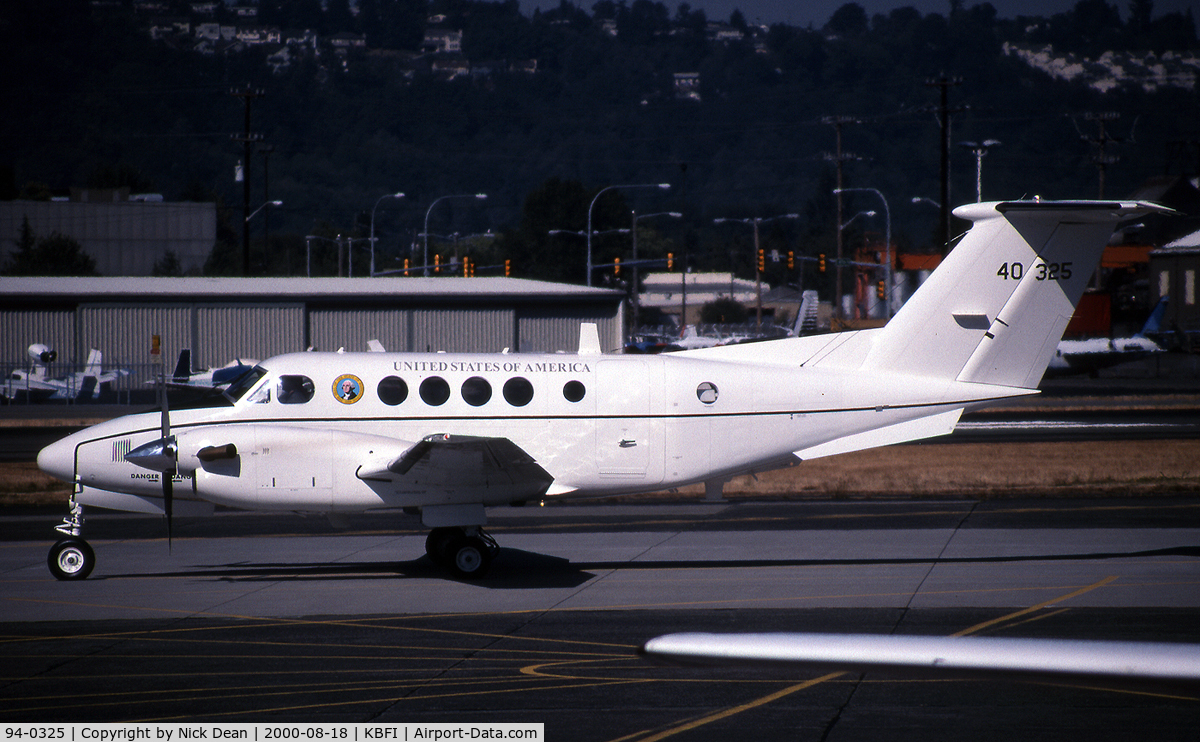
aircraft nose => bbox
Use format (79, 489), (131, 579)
(37, 433), (78, 484)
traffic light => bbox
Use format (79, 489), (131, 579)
(505, 259), (511, 277)
(787, 250), (794, 270)
(403, 258), (410, 277)
(757, 248), (765, 273)
(613, 257), (621, 277)
(463, 256), (470, 277)
(876, 280), (885, 300)
(667, 252), (674, 271)
(434, 254), (441, 274)
(818, 253), (826, 272)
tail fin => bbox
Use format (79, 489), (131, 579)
(793, 290), (819, 336)
(82, 348), (103, 377)
(171, 349), (192, 381)
(1137, 296), (1168, 337)
(75, 375), (97, 402)
(862, 200), (1170, 389)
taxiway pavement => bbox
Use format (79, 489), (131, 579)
(2, 498), (1199, 739)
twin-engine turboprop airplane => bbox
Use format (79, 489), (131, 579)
(37, 199), (1168, 581)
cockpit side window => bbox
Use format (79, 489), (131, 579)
(226, 366), (268, 403)
(277, 375), (315, 404)
(246, 382), (270, 404)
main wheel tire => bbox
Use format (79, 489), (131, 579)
(447, 536), (492, 580)
(48, 538), (95, 581)
(425, 527), (459, 565)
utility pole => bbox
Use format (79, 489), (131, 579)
(823, 116), (859, 322)
(230, 85), (265, 276)
(1081, 112), (1121, 198)
(260, 144), (275, 273)
(925, 75), (962, 253)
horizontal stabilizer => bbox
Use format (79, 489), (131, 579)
(795, 407), (963, 460)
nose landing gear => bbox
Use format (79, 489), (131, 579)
(48, 495), (95, 581)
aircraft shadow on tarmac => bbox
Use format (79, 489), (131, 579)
(571, 545), (1200, 571)
(96, 548), (598, 589)
(90, 545), (1200, 587)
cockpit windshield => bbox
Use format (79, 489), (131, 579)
(224, 365), (268, 403)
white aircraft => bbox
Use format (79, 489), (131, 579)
(2, 345), (129, 403)
(150, 349), (258, 390)
(37, 199), (1167, 582)
(1045, 296), (1167, 377)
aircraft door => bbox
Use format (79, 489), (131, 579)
(596, 358), (660, 481)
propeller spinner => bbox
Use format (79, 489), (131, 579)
(125, 358), (177, 546)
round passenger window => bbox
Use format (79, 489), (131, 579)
(378, 376), (408, 406)
(696, 381), (718, 404)
(503, 377), (534, 407)
(461, 376), (492, 406)
(419, 376), (451, 406)
(563, 380), (586, 403)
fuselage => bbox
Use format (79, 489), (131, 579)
(37, 343), (1025, 516)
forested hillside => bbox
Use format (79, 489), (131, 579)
(2, 0), (1197, 283)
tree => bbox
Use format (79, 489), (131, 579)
(152, 251), (183, 276)
(826, 3), (868, 36)
(3, 218), (98, 276)
(700, 297), (748, 324)
(497, 177), (592, 283)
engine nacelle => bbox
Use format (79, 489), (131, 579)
(28, 344), (57, 364)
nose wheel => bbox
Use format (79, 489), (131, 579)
(49, 494), (95, 581)
(425, 526), (499, 579)
(48, 537), (95, 580)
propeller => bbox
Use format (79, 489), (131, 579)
(125, 350), (176, 549)
(159, 368), (175, 548)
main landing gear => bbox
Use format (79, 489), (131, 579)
(425, 526), (500, 579)
(48, 496), (95, 581)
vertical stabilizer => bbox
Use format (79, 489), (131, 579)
(82, 348), (103, 377)
(862, 201), (1169, 388)
(578, 323), (602, 355)
(171, 349), (192, 381)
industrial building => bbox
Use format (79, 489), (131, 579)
(1, 193), (217, 276)
(0, 277), (625, 396)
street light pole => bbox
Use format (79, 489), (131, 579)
(960, 140), (1000, 202)
(370, 192), (405, 278)
(243, 200), (282, 273)
(713, 214), (799, 331)
(835, 187), (891, 319)
(424, 193), (487, 277)
(629, 211), (682, 332)
(587, 183), (670, 287)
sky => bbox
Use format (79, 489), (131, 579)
(517, 0), (1196, 28)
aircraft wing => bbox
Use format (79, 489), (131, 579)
(641, 632), (1200, 690)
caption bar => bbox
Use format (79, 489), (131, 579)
(4, 725), (543, 742)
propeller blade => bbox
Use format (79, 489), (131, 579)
(163, 469), (173, 549)
(159, 360), (174, 549)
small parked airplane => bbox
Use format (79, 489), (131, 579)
(150, 349), (258, 390)
(37, 199), (1168, 582)
(1045, 296), (1167, 377)
(2, 344), (129, 403)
